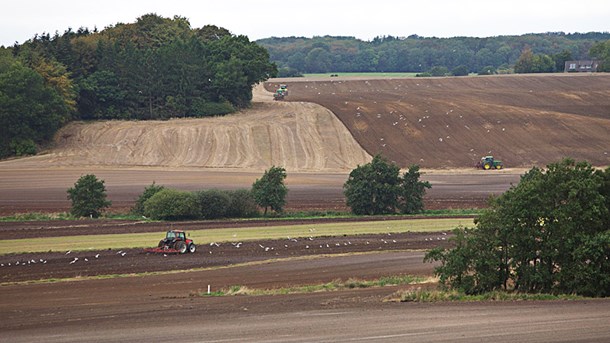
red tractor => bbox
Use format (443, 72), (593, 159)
(145, 230), (196, 254)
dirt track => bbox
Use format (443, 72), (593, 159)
(267, 74), (610, 168)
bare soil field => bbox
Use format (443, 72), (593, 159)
(0, 166), (516, 215)
(2, 84), (368, 172)
(2, 248), (609, 343)
(267, 73), (610, 168)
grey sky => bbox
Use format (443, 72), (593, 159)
(1, 0), (609, 46)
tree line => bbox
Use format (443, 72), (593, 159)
(257, 32), (610, 76)
(1, 14), (277, 158)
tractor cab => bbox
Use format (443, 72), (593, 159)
(165, 230), (186, 241)
(477, 156), (503, 170)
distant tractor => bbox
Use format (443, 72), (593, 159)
(144, 230), (196, 254)
(477, 156), (503, 170)
(273, 84), (288, 100)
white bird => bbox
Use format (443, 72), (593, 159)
(16, 261), (20, 265)
(235, 243), (242, 248)
(284, 245), (288, 248)
(39, 259), (44, 262)
(259, 244), (265, 249)
(326, 244), (330, 248)
(116, 250), (123, 255)
(1, 264), (3, 267)
(306, 245), (310, 249)
(95, 254), (100, 258)
(65, 250), (72, 255)
(69, 258), (78, 264)
(265, 247), (270, 252)
(43, 260), (47, 264)
(84, 258), (88, 262)
(393, 240), (397, 243)
(121, 252), (127, 257)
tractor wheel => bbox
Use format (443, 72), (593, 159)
(496, 165), (503, 170)
(158, 240), (165, 248)
(484, 163), (491, 170)
(188, 243), (196, 253)
(175, 241), (187, 254)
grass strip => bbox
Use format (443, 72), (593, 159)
(388, 289), (585, 302)
(0, 217), (472, 255)
(197, 275), (432, 297)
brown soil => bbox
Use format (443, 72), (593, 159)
(0, 231), (452, 283)
(3, 84), (369, 172)
(0, 167), (516, 215)
(267, 74), (610, 168)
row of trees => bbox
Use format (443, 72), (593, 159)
(258, 33), (610, 75)
(426, 159), (610, 297)
(67, 157), (432, 219)
(1, 14), (277, 158)
(67, 166), (288, 220)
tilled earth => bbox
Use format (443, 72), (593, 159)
(0, 230), (452, 283)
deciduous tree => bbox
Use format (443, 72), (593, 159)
(67, 174), (111, 218)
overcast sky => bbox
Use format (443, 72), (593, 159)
(1, 0), (609, 46)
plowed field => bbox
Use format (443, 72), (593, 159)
(267, 74), (610, 168)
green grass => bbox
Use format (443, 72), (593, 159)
(302, 72), (418, 78)
(392, 289), (585, 302)
(0, 217), (472, 255)
(198, 275), (429, 297)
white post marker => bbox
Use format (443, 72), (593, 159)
(208, 285), (211, 295)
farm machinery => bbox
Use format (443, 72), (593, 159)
(476, 156), (503, 170)
(144, 229), (196, 254)
(273, 84), (288, 100)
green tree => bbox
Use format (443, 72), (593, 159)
(425, 159), (610, 296)
(343, 155), (401, 215)
(132, 182), (165, 215)
(552, 49), (573, 72)
(399, 165), (431, 214)
(0, 55), (72, 158)
(143, 188), (198, 220)
(251, 166), (288, 215)
(67, 174), (112, 218)
(589, 40), (610, 71)
(514, 48), (534, 73)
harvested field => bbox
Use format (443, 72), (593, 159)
(4, 84), (369, 172)
(267, 73), (610, 168)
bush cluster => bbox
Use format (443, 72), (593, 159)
(136, 185), (259, 220)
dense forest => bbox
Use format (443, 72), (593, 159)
(0, 14), (276, 158)
(258, 32), (610, 76)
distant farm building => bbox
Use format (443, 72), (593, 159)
(564, 60), (599, 72)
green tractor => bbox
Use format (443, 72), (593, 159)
(273, 84), (288, 101)
(477, 156), (503, 170)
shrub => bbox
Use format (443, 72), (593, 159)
(194, 189), (231, 219)
(451, 65), (469, 76)
(67, 174), (111, 218)
(226, 189), (259, 218)
(132, 182), (165, 215)
(190, 99), (235, 117)
(10, 138), (37, 156)
(143, 188), (198, 220)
